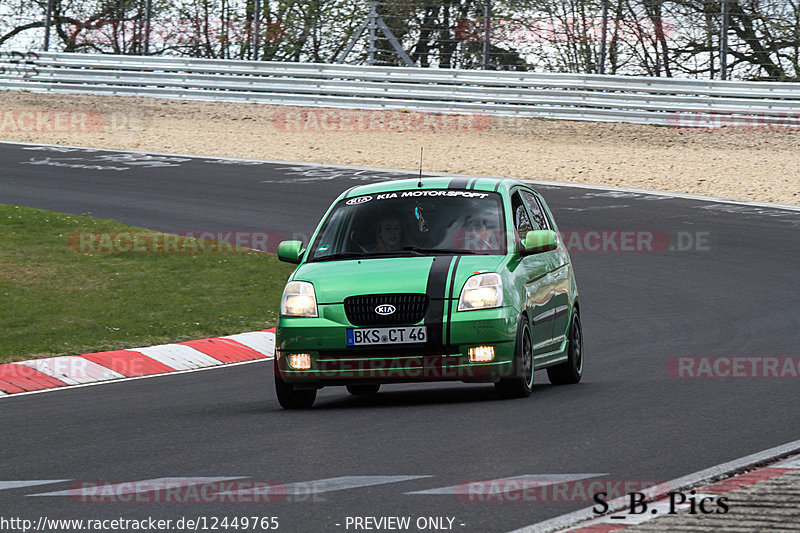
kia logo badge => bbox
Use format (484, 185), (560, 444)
(375, 304), (396, 316)
(346, 195), (373, 205)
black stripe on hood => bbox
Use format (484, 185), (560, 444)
(424, 256), (455, 347)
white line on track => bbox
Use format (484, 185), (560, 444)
(0, 480), (72, 491)
(283, 475), (431, 495)
(220, 476), (432, 497)
(406, 474), (606, 495)
(28, 477), (247, 497)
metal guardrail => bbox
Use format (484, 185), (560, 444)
(2, 51), (800, 127)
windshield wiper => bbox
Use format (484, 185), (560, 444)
(401, 246), (496, 255)
(402, 246), (452, 255)
(313, 248), (492, 261)
(312, 252), (366, 262)
(403, 246), (495, 256)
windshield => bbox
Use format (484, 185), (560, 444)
(308, 190), (507, 261)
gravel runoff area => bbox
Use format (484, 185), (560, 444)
(1, 90), (799, 206)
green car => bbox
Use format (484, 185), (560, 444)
(274, 177), (582, 408)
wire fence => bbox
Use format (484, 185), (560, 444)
(1, 1), (799, 81)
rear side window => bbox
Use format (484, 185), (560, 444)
(511, 192), (533, 240)
(519, 190), (548, 231)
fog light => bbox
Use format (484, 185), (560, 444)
(468, 346), (495, 363)
(287, 353), (312, 370)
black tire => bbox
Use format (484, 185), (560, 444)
(495, 315), (534, 399)
(346, 384), (381, 395)
(274, 359), (316, 409)
(547, 309), (583, 385)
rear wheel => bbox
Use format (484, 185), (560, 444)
(547, 309), (583, 385)
(346, 384), (381, 395)
(495, 316), (533, 399)
(274, 359), (316, 409)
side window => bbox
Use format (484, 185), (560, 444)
(520, 190), (548, 231)
(511, 192), (532, 240)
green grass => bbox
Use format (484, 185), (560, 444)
(0, 205), (295, 363)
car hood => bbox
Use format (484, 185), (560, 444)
(293, 255), (506, 304)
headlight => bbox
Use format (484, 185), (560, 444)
(458, 273), (503, 311)
(281, 281), (318, 317)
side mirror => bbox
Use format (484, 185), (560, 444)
(277, 240), (304, 264)
(521, 230), (557, 255)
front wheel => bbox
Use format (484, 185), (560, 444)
(274, 359), (316, 409)
(547, 309), (583, 385)
(495, 315), (533, 399)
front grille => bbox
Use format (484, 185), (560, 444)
(343, 293), (428, 326)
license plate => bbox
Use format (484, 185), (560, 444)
(346, 326), (427, 346)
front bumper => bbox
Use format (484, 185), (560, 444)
(276, 304), (519, 385)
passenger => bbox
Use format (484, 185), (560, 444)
(464, 215), (499, 250)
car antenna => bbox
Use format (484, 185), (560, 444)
(417, 147), (424, 188)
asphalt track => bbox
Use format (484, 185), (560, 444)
(1, 141), (799, 532)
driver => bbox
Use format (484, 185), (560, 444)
(374, 215), (405, 252)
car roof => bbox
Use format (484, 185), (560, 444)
(340, 177), (536, 199)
